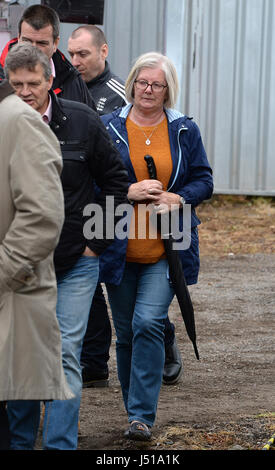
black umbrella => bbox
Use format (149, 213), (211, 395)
(144, 155), (199, 360)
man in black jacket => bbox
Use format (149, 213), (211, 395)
(0, 4), (95, 109)
(68, 25), (126, 115)
(5, 43), (128, 450)
(68, 25), (127, 389)
(68, 25), (183, 389)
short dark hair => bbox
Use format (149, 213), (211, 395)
(71, 25), (107, 49)
(5, 43), (52, 81)
(18, 5), (60, 41)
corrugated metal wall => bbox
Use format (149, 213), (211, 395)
(178, 0), (275, 195)
(2, 0), (274, 195)
(103, 0), (166, 80)
(61, 0), (275, 195)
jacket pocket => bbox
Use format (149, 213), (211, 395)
(61, 148), (87, 190)
(0, 264), (37, 294)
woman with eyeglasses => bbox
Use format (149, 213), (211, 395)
(99, 52), (213, 441)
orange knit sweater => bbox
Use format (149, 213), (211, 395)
(126, 117), (172, 263)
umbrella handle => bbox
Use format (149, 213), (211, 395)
(144, 155), (157, 180)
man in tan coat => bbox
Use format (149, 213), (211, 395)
(0, 80), (73, 449)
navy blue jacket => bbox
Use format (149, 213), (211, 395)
(99, 104), (213, 286)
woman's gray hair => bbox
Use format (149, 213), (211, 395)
(125, 52), (179, 109)
(4, 43), (52, 81)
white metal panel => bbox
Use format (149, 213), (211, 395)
(103, 0), (166, 80)
(165, 0), (187, 109)
(168, 0), (275, 195)
(259, 0), (275, 192)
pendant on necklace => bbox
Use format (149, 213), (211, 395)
(145, 139), (151, 145)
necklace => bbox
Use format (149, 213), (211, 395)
(138, 124), (159, 145)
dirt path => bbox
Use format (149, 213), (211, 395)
(78, 197), (275, 451)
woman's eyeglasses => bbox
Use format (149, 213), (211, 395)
(134, 79), (168, 93)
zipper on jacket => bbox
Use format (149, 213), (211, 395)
(167, 126), (188, 192)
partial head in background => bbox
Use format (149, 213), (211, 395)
(68, 25), (108, 82)
(18, 4), (60, 59)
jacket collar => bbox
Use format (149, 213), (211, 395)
(48, 89), (68, 127)
(52, 49), (79, 90)
(87, 61), (111, 88)
(118, 103), (186, 124)
(0, 80), (14, 103)
(114, 104), (189, 192)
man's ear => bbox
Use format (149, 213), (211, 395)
(48, 74), (54, 90)
(100, 43), (108, 60)
(53, 36), (60, 54)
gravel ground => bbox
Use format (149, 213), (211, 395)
(78, 252), (274, 452)
(33, 197), (274, 457)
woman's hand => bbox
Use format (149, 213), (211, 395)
(127, 181), (182, 214)
(153, 191), (182, 214)
(127, 179), (163, 202)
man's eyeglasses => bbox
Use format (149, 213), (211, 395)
(134, 79), (168, 93)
